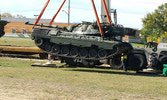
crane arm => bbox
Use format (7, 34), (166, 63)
(49, 0), (66, 25)
(34, 0), (50, 27)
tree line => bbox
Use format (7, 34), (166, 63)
(0, 13), (26, 18)
(140, 3), (167, 43)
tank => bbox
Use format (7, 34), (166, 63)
(29, 0), (137, 68)
(0, 20), (8, 38)
(30, 22), (136, 68)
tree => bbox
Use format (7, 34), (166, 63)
(141, 3), (167, 43)
(13, 14), (26, 18)
(1, 13), (13, 18)
(1, 13), (26, 18)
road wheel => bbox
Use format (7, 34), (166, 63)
(70, 47), (79, 57)
(98, 49), (107, 58)
(109, 56), (123, 69)
(43, 42), (52, 52)
(89, 48), (98, 58)
(158, 55), (167, 70)
(61, 46), (70, 56)
(79, 48), (88, 58)
(128, 54), (146, 71)
(52, 45), (60, 54)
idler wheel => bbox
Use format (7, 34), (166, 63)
(61, 46), (70, 55)
(79, 48), (88, 58)
(35, 38), (43, 46)
(70, 47), (79, 57)
(98, 49), (107, 58)
(89, 48), (98, 58)
(52, 45), (60, 54)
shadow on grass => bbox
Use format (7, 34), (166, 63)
(31, 64), (164, 77)
(66, 68), (164, 77)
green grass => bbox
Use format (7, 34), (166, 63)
(0, 36), (166, 99)
(0, 36), (36, 47)
(1, 36), (145, 48)
(0, 57), (167, 99)
(131, 42), (145, 47)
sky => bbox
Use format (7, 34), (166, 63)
(0, 0), (166, 29)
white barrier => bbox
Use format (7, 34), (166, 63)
(4, 33), (31, 38)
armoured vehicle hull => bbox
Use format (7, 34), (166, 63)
(31, 23), (135, 68)
(0, 20), (8, 38)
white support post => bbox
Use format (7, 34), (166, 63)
(45, 53), (53, 64)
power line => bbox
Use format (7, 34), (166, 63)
(2, 8), (62, 13)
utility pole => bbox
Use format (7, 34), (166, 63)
(68, 0), (70, 26)
(0, 10), (1, 20)
(62, 0), (70, 26)
(34, 15), (38, 20)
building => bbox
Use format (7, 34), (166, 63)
(2, 17), (140, 42)
(2, 17), (69, 34)
(122, 30), (140, 43)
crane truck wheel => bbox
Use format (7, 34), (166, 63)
(128, 54), (146, 71)
(158, 55), (167, 70)
(109, 56), (123, 69)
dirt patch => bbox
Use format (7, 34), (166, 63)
(0, 77), (166, 100)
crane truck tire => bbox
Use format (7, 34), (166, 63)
(127, 54), (146, 71)
(158, 55), (167, 70)
(109, 55), (123, 69)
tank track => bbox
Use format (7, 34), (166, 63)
(51, 46), (126, 60)
(36, 39), (131, 61)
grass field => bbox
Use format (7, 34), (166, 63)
(0, 36), (167, 100)
(0, 57), (167, 100)
(0, 36), (35, 47)
(0, 36), (145, 47)
(131, 43), (145, 47)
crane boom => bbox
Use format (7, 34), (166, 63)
(100, 0), (111, 23)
